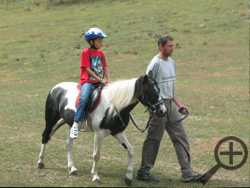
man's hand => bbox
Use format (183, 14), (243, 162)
(178, 106), (189, 115)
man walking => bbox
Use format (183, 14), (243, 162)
(136, 35), (205, 182)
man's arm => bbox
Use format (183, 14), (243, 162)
(173, 93), (189, 115)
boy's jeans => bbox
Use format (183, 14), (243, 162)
(74, 82), (93, 122)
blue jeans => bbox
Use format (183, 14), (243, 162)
(74, 82), (93, 122)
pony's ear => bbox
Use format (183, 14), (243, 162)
(143, 74), (148, 84)
(143, 71), (153, 84)
(147, 70), (153, 79)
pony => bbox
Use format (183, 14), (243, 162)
(37, 72), (166, 186)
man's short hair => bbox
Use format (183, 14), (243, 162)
(158, 35), (174, 49)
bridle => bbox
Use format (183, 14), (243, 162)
(138, 79), (164, 114)
(140, 96), (164, 114)
(114, 78), (164, 133)
(138, 79), (189, 124)
(129, 79), (164, 132)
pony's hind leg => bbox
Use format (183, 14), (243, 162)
(67, 126), (78, 175)
(37, 118), (65, 169)
(37, 92), (63, 169)
(37, 144), (46, 169)
(114, 132), (134, 186)
(91, 131), (104, 185)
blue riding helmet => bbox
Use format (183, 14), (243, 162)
(85, 28), (107, 43)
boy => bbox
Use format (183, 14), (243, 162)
(70, 28), (111, 139)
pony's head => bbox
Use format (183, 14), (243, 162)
(135, 71), (166, 117)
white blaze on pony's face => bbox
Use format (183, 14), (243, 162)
(157, 98), (166, 117)
(154, 85), (166, 117)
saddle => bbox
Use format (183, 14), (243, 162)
(75, 83), (104, 120)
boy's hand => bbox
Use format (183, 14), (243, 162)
(101, 79), (108, 84)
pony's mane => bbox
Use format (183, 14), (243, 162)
(104, 78), (137, 117)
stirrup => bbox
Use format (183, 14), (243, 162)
(79, 121), (88, 132)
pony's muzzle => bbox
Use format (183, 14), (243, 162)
(156, 103), (166, 117)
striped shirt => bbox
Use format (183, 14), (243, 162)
(146, 55), (176, 99)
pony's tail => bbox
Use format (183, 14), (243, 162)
(42, 92), (65, 144)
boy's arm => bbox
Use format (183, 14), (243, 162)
(85, 67), (107, 84)
(104, 67), (111, 83)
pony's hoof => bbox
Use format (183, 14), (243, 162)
(124, 177), (132, 186)
(93, 179), (102, 185)
(37, 163), (45, 169)
(70, 170), (78, 176)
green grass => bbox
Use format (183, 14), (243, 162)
(0, 0), (249, 187)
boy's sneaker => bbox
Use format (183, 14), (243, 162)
(70, 126), (78, 139)
(181, 171), (206, 182)
(136, 173), (159, 182)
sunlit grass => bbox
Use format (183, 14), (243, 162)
(0, 0), (248, 187)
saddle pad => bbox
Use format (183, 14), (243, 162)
(75, 84), (81, 109)
(75, 84), (102, 112)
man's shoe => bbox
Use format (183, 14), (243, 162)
(136, 173), (159, 182)
(181, 171), (206, 182)
(70, 126), (78, 139)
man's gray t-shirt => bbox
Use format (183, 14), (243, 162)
(146, 55), (176, 99)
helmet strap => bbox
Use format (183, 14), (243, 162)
(89, 39), (97, 50)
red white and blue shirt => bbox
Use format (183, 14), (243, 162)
(80, 48), (107, 85)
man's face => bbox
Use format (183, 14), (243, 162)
(161, 40), (174, 57)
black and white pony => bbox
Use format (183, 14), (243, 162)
(37, 72), (166, 186)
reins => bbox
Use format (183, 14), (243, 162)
(114, 106), (127, 128)
(114, 105), (153, 133)
(112, 74), (189, 133)
(115, 105), (189, 133)
(129, 113), (152, 133)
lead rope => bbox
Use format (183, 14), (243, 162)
(165, 105), (189, 123)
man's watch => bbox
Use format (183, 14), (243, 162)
(99, 78), (103, 82)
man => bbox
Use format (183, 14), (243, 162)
(136, 35), (205, 182)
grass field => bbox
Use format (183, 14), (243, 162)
(0, 0), (249, 187)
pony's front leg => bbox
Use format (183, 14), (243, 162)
(91, 131), (104, 185)
(114, 132), (134, 186)
(66, 126), (78, 175)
